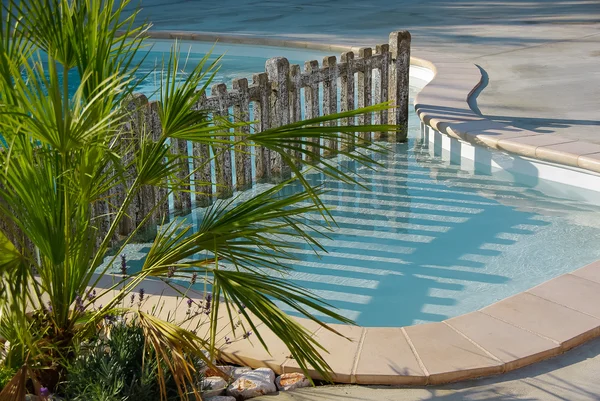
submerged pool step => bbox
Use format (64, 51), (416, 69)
(328, 186), (498, 206)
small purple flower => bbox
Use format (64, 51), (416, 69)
(40, 386), (50, 397)
(130, 293), (135, 304)
(242, 331), (252, 339)
(74, 293), (85, 313)
(202, 293), (213, 315)
(190, 272), (197, 285)
(120, 254), (127, 277)
(138, 288), (145, 302)
(87, 289), (96, 301)
(186, 298), (193, 308)
(224, 336), (232, 345)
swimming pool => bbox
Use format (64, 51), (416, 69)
(103, 44), (600, 327)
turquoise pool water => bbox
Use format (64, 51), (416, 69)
(102, 45), (600, 327)
(269, 142), (600, 326)
(54, 41), (333, 99)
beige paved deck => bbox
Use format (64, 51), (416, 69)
(101, 31), (600, 385)
(412, 50), (600, 174)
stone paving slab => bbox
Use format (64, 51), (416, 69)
(481, 292), (600, 351)
(445, 311), (558, 371)
(251, 336), (600, 400)
(403, 322), (503, 384)
(354, 327), (426, 385)
(282, 324), (364, 383)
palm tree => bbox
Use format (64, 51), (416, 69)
(0, 0), (394, 399)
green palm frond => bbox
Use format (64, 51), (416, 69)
(210, 268), (352, 381)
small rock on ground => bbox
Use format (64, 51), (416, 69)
(203, 376), (228, 397)
(276, 372), (310, 391)
(231, 366), (253, 379)
(226, 368), (276, 400)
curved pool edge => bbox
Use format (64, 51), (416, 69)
(123, 30), (600, 385)
(93, 261), (600, 386)
(220, 264), (600, 386)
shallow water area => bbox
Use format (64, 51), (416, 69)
(269, 139), (600, 326)
(109, 133), (600, 327)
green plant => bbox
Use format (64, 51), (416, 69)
(0, 365), (16, 392)
(63, 318), (201, 401)
(0, 0), (395, 399)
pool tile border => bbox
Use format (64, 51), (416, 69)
(213, 261), (600, 385)
(130, 30), (600, 385)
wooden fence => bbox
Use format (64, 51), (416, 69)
(103, 30), (411, 242)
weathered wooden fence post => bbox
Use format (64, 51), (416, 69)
(304, 60), (320, 162)
(289, 64), (303, 163)
(117, 98), (134, 237)
(172, 136), (192, 215)
(149, 101), (171, 223)
(322, 56), (338, 157)
(232, 78), (252, 191)
(266, 57), (291, 181)
(374, 44), (390, 141)
(121, 94), (150, 236)
(389, 30), (411, 142)
(340, 51), (355, 152)
(253, 72), (270, 182)
(211, 83), (234, 199)
(192, 92), (213, 207)
(357, 48), (372, 143)
(137, 99), (159, 238)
